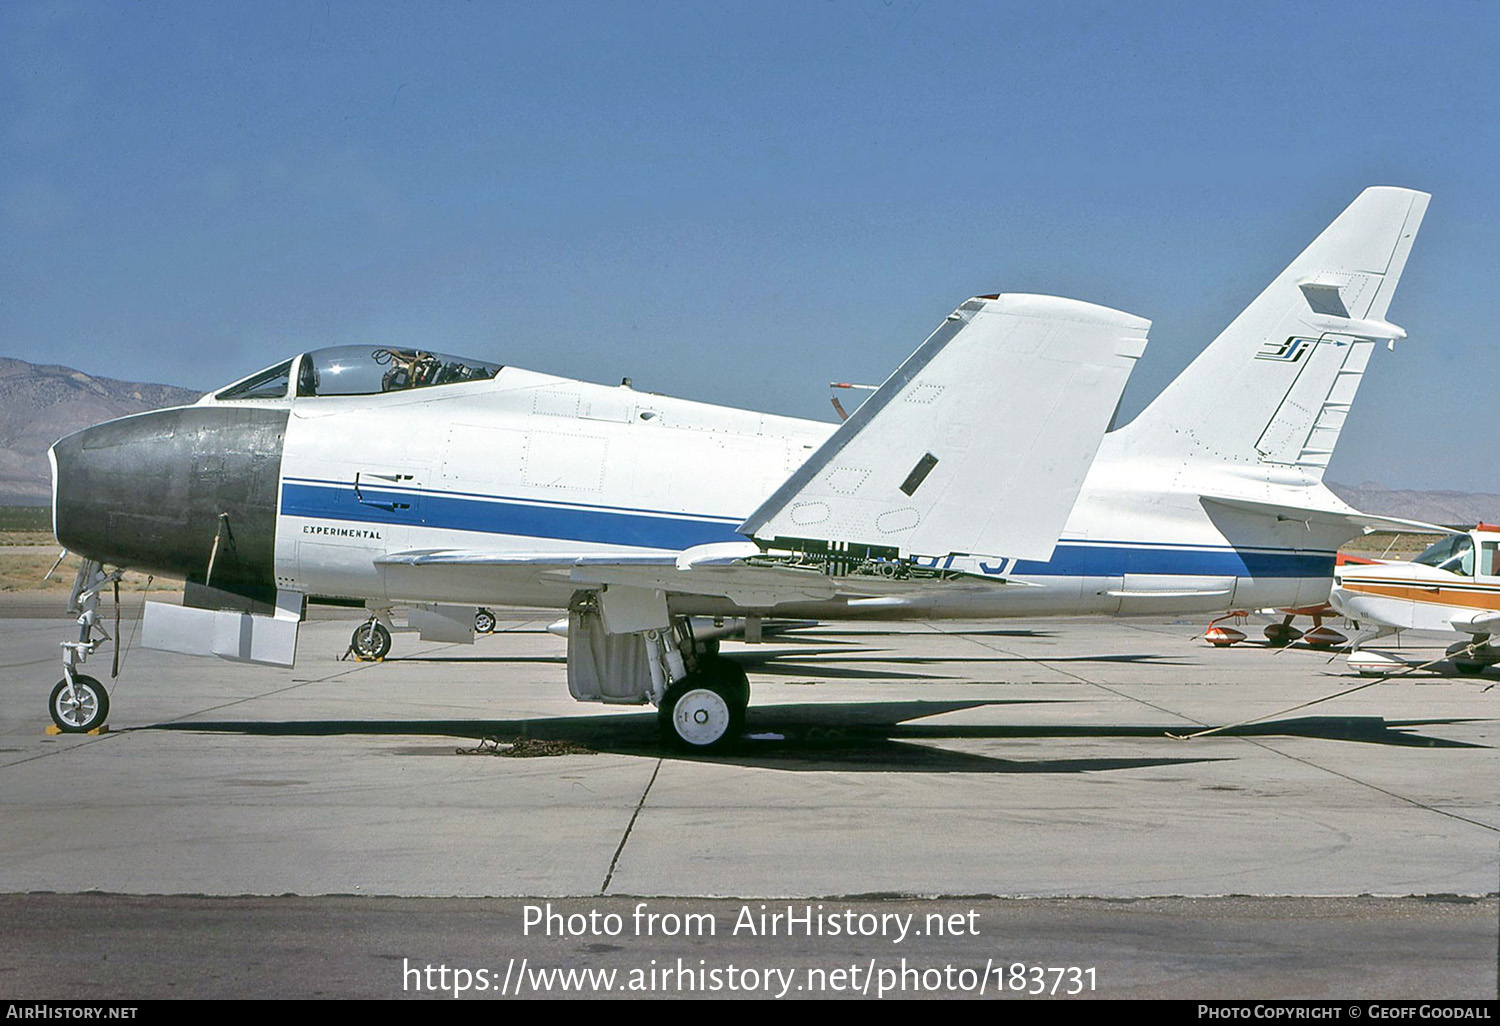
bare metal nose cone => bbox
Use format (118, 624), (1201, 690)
(51, 406), (287, 596)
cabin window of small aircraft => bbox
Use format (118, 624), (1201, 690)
(1413, 534), (1475, 576)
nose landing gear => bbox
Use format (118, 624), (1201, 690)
(48, 560), (120, 734)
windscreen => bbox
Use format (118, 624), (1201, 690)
(216, 358), (293, 400)
(1413, 534), (1474, 576)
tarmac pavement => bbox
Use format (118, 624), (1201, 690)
(1, 606), (1494, 998)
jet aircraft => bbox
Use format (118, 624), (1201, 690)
(46, 187), (1430, 749)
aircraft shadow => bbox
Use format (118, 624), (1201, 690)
(739, 653), (1194, 667)
(794, 628), (1056, 640)
(736, 634), (863, 646)
(384, 655), (567, 665)
(384, 645), (863, 667)
(385, 650), (1187, 677)
(141, 700), (1483, 773)
(723, 662), (955, 682)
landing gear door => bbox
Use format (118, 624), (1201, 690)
(144, 588), (303, 667)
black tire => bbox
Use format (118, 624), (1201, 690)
(350, 621), (392, 660)
(697, 638), (721, 658)
(49, 675), (109, 733)
(698, 654), (750, 709)
(1453, 661), (1486, 676)
(474, 608), (497, 634)
(1262, 623), (1300, 647)
(658, 675), (745, 751)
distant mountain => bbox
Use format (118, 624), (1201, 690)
(0, 357), (202, 505)
(1326, 481), (1499, 527)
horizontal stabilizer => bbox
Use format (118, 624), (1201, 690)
(740, 294), (1150, 561)
(1454, 611), (1500, 636)
(1201, 495), (1452, 536)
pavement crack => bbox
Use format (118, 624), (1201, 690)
(600, 757), (662, 896)
(927, 622), (1209, 727)
(1233, 736), (1499, 834)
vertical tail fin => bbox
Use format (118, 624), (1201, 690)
(1117, 187), (1428, 477)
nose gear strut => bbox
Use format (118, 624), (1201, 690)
(49, 559), (121, 733)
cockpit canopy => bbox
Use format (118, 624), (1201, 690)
(215, 347), (502, 401)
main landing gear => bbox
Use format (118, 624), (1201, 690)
(565, 592), (752, 752)
(1448, 635), (1497, 675)
(48, 560), (120, 733)
(658, 655), (750, 752)
(1344, 629), (1498, 677)
(1203, 606), (1347, 649)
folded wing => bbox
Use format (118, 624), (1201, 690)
(740, 293), (1150, 562)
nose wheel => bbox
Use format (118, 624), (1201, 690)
(49, 675), (110, 733)
(349, 620), (392, 660)
(657, 657), (749, 751)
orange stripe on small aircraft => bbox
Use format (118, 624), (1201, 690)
(1340, 580), (1500, 612)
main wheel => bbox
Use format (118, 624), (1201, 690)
(350, 621), (392, 660)
(697, 655), (750, 709)
(474, 608), (497, 634)
(658, 675), (745, 751)
(1447, 639), (1492, 675)
(49, 675), (109, 733)
(1262, 622), (1302, 647)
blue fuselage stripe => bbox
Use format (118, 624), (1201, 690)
(282, 481), (744, 549)
(1011, 549), (1333, 579)
(281, 482), (1333, 578)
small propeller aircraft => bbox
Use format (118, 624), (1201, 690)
(1331, 525), (1500, 675)
(45, 187), (1431, 749)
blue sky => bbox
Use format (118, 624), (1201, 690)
(2, 0), (1495, 490)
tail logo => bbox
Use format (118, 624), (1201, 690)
(1255, 336), (1318, 363)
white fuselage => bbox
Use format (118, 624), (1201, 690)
(241, 364), (1349, 620)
